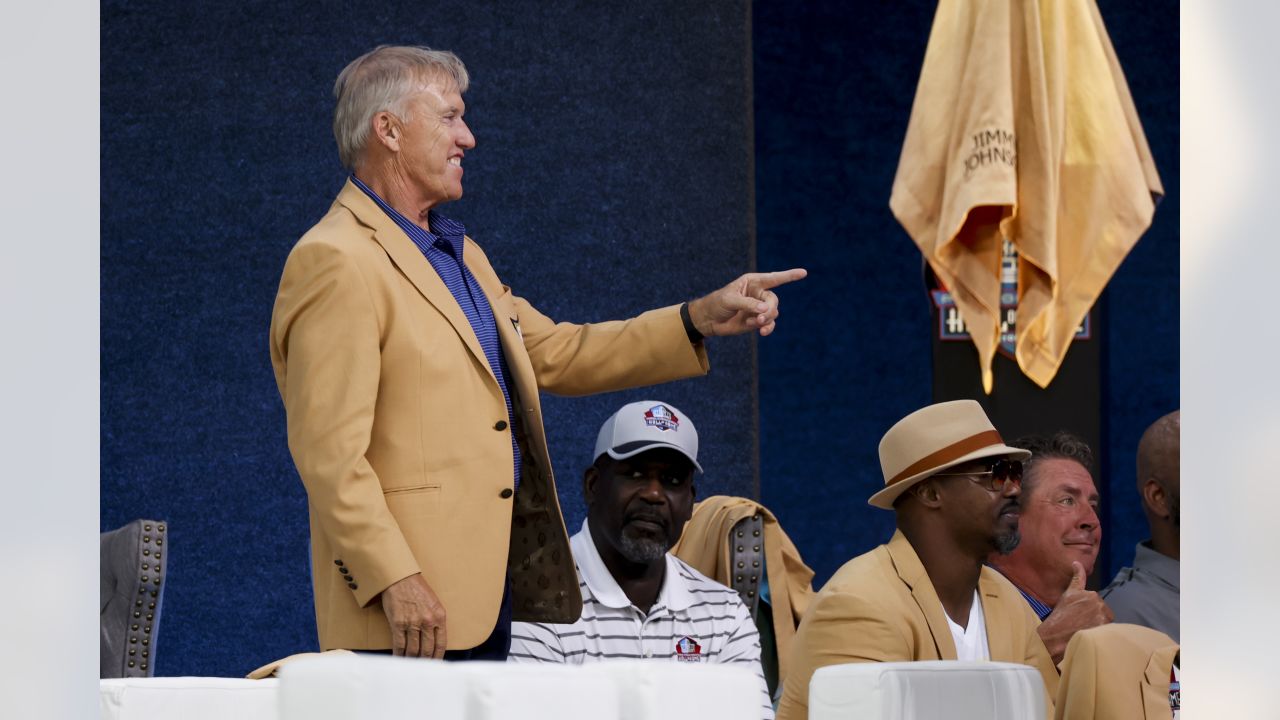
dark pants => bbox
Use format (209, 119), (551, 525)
(359, 578), (512, 661)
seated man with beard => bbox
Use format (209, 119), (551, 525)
(776, 400), (1058, 720)
(509, 401), (773, 719)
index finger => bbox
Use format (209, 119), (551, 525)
(752, 268), (808, 291)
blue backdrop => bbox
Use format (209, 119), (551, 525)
(101, 0), (1178, 678)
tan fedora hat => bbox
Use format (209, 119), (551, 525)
(869, 399), (1030, 509)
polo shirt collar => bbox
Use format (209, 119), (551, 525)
(1134, 540), (1180, 590)
(572, 519), (694, 612)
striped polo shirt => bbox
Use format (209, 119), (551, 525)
(509, 520), (774, 719)
(350, 176), (521, 489)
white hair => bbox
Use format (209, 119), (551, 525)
(332, 45), (470, 170)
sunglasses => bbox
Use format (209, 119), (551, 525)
(933, 458), (1023, 492)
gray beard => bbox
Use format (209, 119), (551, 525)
(994, 529), (1021, 555)
(618, 531), (668, 564)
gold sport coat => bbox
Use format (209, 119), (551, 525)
(776, 530), (1059, 720)
(269, 180), (709, 651)
(1055, 623), (1177, 720)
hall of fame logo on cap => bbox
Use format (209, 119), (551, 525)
(674, 636), (702, 662)
(644, 404), (680, 432)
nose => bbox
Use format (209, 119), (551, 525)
(1079, 504), (1100, 530)
(1001, 477), (1021, 499)
(636, 475), (667, 503)
(457, 118), (476, 150)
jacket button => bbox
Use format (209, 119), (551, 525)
(494, 420), (508, 431)
(338, 567), (348, 574)
(344, 575), (353, 582)
(334, 559), (343, 566)
(500, 488), (514, 499)
(348, 582), (358, 590)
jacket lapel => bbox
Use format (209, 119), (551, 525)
(335, 180), (495, 385)
(978, 568), (1014, 660)
(887, 530), (957, 660)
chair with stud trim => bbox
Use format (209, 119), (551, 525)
(100, 519), (169, 678)
(672, 496), (814, 701)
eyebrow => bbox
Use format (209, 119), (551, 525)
(1060, 486), (1101, 503)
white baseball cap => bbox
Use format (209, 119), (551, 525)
(593, 400), (702, 473)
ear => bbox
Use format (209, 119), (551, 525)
(583, 466), (600, 504)
(370, 110), (402, 152)
(1142, 478), (1169, 519)
(911, 479), (945, 509)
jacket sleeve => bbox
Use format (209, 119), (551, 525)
(512, 298), (710, 397)
(776, 591), (909, 720)
(270, 240), (420, 607)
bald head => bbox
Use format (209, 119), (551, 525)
(1136, 410), (1180, 557)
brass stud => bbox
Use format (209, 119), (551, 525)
(148, 602), (155, 610)
(737, 561), (744, 569)
(129, 661), (135, 668)
(147, 613), (153, 620)
(736, 531), (743, 538)
(142, 563), (149, 571)
(151, 591), (157, 598)
(751, 575), (758, 583)
(736, 545), (743, 552)
(753, 514), (760, 520)
(143, 549), (150, 556)
(133, 612), (140, 619)
(143, 536), (150, 543)
(753, 545), (760, 552)
(129, 649), (136, 656)
(129, 637), (137, 644)
(144, 525), (152, 531)
(753, 561), (760, 568)
(154, 553), (161, 560)
(144, 626), (151, 634)
(156, 539), (162, 546)
(748, 590), (755, 597)
(153, 577), (160, 585)
(135, 600), (142, 607)
(131, 624), (139, 631)
(753, 530), (760, 537)
(141, 663), (148, 671)
(157, 525), (165, 532)
(142, 650), (149, 658)
(736, 575), (743, 582)
(142, 638), (149, 646)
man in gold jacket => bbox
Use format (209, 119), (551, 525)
(777, 400), (1058, 720)
(270, 46), (805, 661)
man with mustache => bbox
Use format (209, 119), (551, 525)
(988, 432), (1114, 664)
(509, 401), (773, 720)
(777, 400), (1058, 720)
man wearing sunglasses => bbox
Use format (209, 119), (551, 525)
(988, 432), (1114, 664)
(776, 400), (1057, 720)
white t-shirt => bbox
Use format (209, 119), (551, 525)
(944, 590), (991, 661)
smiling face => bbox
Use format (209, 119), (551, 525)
(391, 78), (475, 215)
(1013, 457), (1102, 579)
(585, 449), (696, 565)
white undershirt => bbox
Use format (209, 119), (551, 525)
(945, 590), (991, 661)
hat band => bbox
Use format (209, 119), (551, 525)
(886, 430), (1004, 486)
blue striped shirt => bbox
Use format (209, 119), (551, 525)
(351, 176), (521, 489)
(989, 564), (1053, 620)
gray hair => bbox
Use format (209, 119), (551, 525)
(332, 45), (470, 170)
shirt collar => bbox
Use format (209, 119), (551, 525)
(572, 519), (693, 613)
(988, 563), (1054, 620)
(1133, 540), (1180, 590)
(349, 175), (467, 259)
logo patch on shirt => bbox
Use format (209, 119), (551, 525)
(644, 405), (680, 432)
(674, 636), (702, 662)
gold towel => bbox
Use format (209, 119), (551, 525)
(890, 0), (1163, 392)
(671, 495), (815, 685)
